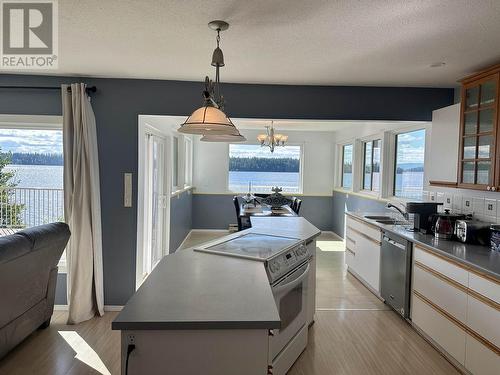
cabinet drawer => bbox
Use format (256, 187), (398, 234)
(465, 333), (500, 375)
(414, 245), (469, 286)
(467, 294), (500, 348)
(413, 262), (468, 324)
(468, 272), (500, 305)
(346, 216), (381, 244)
(412, 292), (466, 365)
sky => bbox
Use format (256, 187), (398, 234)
(0, 129), (63, 154)
(229, 144), (300, 159)
(396, 128), (426, 164)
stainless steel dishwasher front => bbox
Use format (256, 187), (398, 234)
(380, 230), (412, 319)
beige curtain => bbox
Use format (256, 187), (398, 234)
(62, 83), (104, 324)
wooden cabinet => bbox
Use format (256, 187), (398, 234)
(458, 65), (500, 190)
(345, 216), (381, 293)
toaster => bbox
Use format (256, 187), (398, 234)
(454, 220), (491, 245)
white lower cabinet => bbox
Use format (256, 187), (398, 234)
(465, 333), (500, 375)
(345, 216), (381, 293)
(411, 247), (500, 375)
(412, 292), (466, 365)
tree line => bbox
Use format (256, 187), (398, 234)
(0, 152), (63, 166)
(229, 157), (300, 173)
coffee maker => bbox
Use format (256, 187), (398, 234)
(406, 202), (443, 233)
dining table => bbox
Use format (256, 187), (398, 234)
(239, 203), (297, 218)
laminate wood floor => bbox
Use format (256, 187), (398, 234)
(0, 232), (459, 375)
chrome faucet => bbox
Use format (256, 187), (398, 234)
(386, 202), (409, 221)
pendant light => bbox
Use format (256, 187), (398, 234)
(178, 21), (241, 137)
(200, 131), (247, 142)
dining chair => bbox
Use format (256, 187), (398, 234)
(290, 197), (298, 212)
(294, 199), (302, 215)
(254, 193), (269, 198)
(233, 196), (243, 231)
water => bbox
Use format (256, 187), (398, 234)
(2, 165), (64, 227)
(5, 164), (63, 189)
(228, 171), (300, 193)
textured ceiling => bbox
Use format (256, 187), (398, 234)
(4, 0), (500, 86)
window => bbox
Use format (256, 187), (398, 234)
(394, 129), (425, 199)
(184, 137), (193, 187)
(228, 144), (302, 193)
(341, 144), (353, 189)
(172, 136), (179, 189)
(0, 121), (65, 271)
(362, 139), (381, 192)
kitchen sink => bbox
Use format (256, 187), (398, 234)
(364, 215), (393, 221)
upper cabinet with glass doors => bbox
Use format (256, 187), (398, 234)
(458, 65), (500, 190)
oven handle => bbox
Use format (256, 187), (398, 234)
(272, 262), (310, 294)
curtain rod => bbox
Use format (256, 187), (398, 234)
(0, 85), (97, 93)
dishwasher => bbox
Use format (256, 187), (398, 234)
(380, 230), (412, 319)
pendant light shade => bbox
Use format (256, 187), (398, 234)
(178, 105), (239, 135)
(200, 132), (246, 142)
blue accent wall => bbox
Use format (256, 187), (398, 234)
(332, 190), (389, 237)
(192, 194), (333, 231)
(0, 73), (453, 305)
(169, 190), (193, 252)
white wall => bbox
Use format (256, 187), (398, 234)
(193, 129), (335, 196)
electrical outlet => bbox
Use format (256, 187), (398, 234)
(127, 334), (135, 345)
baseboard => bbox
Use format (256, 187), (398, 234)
(321, 230), (343, 240)
(53, 305), (124, 312)
(346, 267), (384, 301)
(190, 229), (229, 233)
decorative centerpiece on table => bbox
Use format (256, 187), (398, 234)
(262, 187), (292, 209)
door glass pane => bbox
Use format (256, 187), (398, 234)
(363, 141), (372, 190)
(464, 112), (478, 134)
(478, 135), (492, 158)
(466, 86), (479, 109)
(479, 108), (494, 133)
(462, 162), (475, 184)
(477, 161), (491, 185)
(463, 137), (476, 159)
(342, 144), (353, 189)
(480, 80), (496, 106)
(372, 140), (381, 192)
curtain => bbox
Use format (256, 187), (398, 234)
(62, 83), (104, 324)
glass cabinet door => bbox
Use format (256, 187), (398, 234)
(460, 75), (498, 188)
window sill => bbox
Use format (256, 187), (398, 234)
(171, 186), (194, 198)
(333, 187), (389, 203)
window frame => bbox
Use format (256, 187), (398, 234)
(361, 138), (382, 193)
(171, 135), (180, 191)
(227, 142), (305, 194)
(391, 126), (427, 201)
(339, 142), (354, 191)
(183, 136), (193, 188)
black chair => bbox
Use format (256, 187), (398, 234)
(293, 199), (302, 215)
(233, 196), (243, 231)
(254, 193), (269, 198)
(290, 197), (298, 212)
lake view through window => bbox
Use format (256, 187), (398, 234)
(394, 129), (425, 199)
(228, 144), (302, 193)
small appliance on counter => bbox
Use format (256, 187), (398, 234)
(430, 210), (466, 240)
(405, 202), (443, 233)
(455, 219), (492, 245)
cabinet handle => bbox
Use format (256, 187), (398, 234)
(487, 186), (491, 191)
(493, 187), (497, 192)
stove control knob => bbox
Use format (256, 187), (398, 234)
(269, 261), (280, 273)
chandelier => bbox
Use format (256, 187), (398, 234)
(257, 122), (288, 152)
(178, 21), (245, 142)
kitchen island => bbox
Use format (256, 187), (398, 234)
(112, 217), (320, 375)
(345, 211), (500, 375)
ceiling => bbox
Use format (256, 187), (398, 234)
(7, 0), (500, 86)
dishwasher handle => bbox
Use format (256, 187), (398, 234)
(383, 236), (406, 250)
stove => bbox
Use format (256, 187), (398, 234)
(195, 233), (310, 283)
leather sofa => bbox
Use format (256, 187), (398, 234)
(0, 222), (70, 359)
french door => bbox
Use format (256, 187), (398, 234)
(142, 132), (168, 279)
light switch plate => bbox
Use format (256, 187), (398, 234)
(484, 198), (497, 218)
(462, 197), (473, 214)
(124, 173), (132, 207)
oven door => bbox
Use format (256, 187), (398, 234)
(270, 260), (309, 360)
